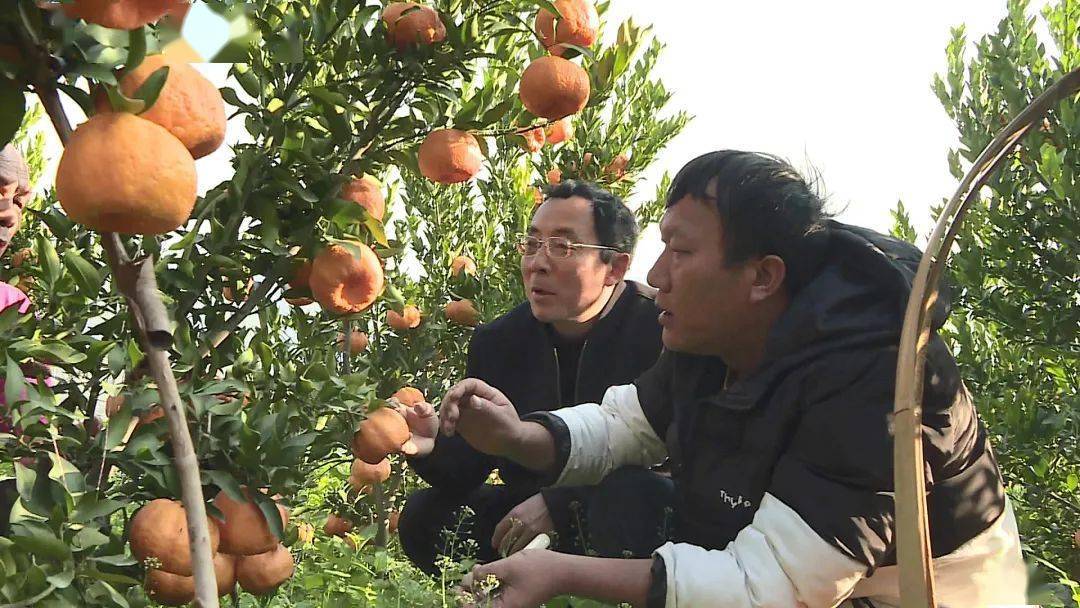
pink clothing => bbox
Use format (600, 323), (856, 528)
(0, 284), (55, 434)
(0, 282), (30, 315)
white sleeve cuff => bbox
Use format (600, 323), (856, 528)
(549, 384), (668, 487)
(654, 493), (865, 608)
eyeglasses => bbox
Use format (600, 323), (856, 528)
(516, 235), (621, 259)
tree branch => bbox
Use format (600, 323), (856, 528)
(31, 72), (220, 608)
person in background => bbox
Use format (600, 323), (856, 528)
(398, 180), (667, 575)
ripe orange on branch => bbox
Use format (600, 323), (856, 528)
(348, 457), (391, 491)
(418, 129), (483, 184)
(56, 113), (197, 235)
(103, 54), (226, 159)
(128, 498), (221, 577)
(310, 242), (385, 314)
(387, 305), (422, 330)
(213, 488), (290, 556)
(520, 56), (591, 120)
(382, 2), (447, 49)
(445, 299), (479, 326)
(236, 544), (295, 596)
(55, 0), (184, 30)
(341, 175), (386, 222)
(352, 407), (416, 464)
(534, 0), (600, 56)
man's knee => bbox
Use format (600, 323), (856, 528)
(398, 487), (455, 575)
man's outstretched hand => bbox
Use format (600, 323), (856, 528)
(392, 398), (438, 458)
(439, 378), (523, 458)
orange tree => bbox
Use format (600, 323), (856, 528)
(900, 1), (1079, 604)
(0, 0), (688, 606)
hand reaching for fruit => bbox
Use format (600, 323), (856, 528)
(391, 397), (438, 459)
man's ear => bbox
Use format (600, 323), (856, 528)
(605, 253), (631, 286)
(748, 254), (786, 303)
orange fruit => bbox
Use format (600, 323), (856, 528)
(59, 0), (183, 30)
(391, 386), (425, 407)
(519, 56), (590, 120)
(138, 405), (165, 426)
(323, 514), (354, 537)
(213, 488), (290, 556)
(520, 126), (545, 152)
(105, 394), (125, 417)
(10, 247), (32, 267)
(223, 277), (253, 303)
(213, 551), (237, 597)
(534, 0), (600, 56)
(349, 457), (392, 487)
(388, 510), (401, 534)
(341, 175), (385, 222)
(445, 299), (479, 327)
(532, 187), (545, 206)
(418, 129), (483, 184)
(236, 544), (294, 596)
(309, 243), (385, 315)
(144, 568), (195, 606)
(545, 117), (573, 145)
(108, 54), (226, 159)
(351, 407), (414, 464)
(382, 2), (447, 49)
(129, 498), (221, 577)
(546, 167), (562, 185)
(286, 259), (314, 306)
(56, 113), (196, 235)
(338, 331), (369, 356)
(604, 153), (629, 180)
(387, 305), (422, 330)
(450, 255), (477, 277)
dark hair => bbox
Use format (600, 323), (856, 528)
(666, 151), (831, 291)
(543, 179), (639, 262)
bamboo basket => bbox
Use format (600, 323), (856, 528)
(893, 66), (1080, 607)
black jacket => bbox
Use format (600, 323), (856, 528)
(408, 281), (664, 526)
(534, 221), (1007, 574)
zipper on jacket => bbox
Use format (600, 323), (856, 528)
(552, 347), (563, 407)
(572, 340), (588, 404)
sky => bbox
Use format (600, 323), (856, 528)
(34, 1), (1052, 284)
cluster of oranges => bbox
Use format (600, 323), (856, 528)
(409, 0), (599, 184)
(128, 489), (294, 605)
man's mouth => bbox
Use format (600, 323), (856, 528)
(530, 287), (555, 297)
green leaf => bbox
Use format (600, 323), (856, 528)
(533, 0), (562, 18)
(255, 495), (285, 541)
(89, 554), (139, 568)
(45, 567), (75, 589)
(203, 469), (245, 502)
(14, 339), (86, 364)
(36, 233), (61, 286)
(5, 356), (27, 406)
(104, 401), (133, 451)
(126, 26), (147, 70)
(62, 249), (103, 298)
(0, 81), (26, 147)
(72, 527), (111, 551)
(68, 62), (118, 86)
(71, 496), (126, 524)
(104, 84), (146, 114)
(131, 65), (170, 114)
(11, 523), (72, 562)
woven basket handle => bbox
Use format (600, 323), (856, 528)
(893, 66), (1080, 607)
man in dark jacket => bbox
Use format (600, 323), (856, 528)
(441, 151), (1027, 607)
(398, 180), (665, 575)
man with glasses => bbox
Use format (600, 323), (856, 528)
(439, 151), (1026, 607)
(397, 180), (667, 575)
